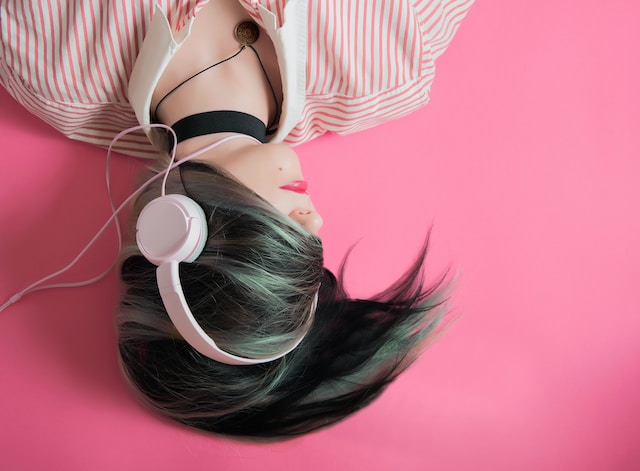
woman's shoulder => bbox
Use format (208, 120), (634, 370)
(0, 1), (208, 157)
(0, 1), (216, 106)
(288, 0), (475, 143)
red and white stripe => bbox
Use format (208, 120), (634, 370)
(0, 0), (473, 157)
(0, 0), (206, 157)
(288, 0), (474, 145)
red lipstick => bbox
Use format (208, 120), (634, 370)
(279, 180), (309, 194)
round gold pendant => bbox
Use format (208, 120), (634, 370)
(235, 21), (260, 45)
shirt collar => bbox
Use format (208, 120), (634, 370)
(127, 2), (306, 147)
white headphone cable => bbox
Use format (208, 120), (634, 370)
(0, 125), (256, 312)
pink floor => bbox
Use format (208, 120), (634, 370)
(1, 1), (639, 470)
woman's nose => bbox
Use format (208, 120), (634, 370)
(289, 208), (323, 235)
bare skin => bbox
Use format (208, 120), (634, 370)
(151, 0), (282, 139)
(150, 0), (322, 235)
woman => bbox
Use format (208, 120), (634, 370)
(1, 0), (473, 439)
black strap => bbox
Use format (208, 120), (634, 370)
(170, 110), (267, 145)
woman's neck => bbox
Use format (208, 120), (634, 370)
(151, 0), (282, 138)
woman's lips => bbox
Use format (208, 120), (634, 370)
(279, 180), (309, 194)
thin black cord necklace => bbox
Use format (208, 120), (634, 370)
(153, 21), (281, 132)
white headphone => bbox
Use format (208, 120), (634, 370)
(136, 193), (312, 365)
(1, 125), (313, 365)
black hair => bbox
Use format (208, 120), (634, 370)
(117, 162), (448, 440)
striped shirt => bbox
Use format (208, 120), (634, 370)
(0, 0), (474, 158)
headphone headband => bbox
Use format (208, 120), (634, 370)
(156, 263), (312, 365)
(134, 132), (313, 365)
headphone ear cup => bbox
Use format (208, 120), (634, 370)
(136, 194), (207, 266)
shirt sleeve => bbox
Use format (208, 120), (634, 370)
(0, 0), (213, 158)
(283, 0), (475, 145)
(417, 0), (475, 61)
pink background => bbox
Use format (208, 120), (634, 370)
(1, 1), (639, 469)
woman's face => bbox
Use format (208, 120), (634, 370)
(216, 143), (324, 235)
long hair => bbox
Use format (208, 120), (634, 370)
(117, 160), (449, 440)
